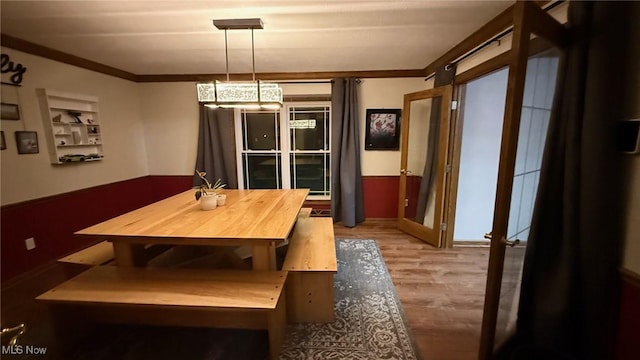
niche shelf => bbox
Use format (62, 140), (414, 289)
(36, 89), (104, 164)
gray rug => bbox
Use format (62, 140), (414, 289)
(281, 239), (420, 359)
(63, 239), (419, 360)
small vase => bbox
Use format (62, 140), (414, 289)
(216, 194), (227, 206)
(200, 193), (218, 210)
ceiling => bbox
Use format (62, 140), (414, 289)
(0, 1), (514, 76)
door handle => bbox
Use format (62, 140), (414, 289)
(484, 232), (520, 247)
(400, 169), (412, 175)
(501, 237), (521, 247)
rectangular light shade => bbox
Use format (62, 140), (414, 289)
(197, 81), (283, 106)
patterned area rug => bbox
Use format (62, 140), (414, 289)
(281, 239), (420, 359)
(64, 239), (419, 360)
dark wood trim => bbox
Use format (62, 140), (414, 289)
(136, 69), (425, 82)
(1, 33), (138, 82)
(283, 95), (331, 102)
(620, 268), (640, 288)
(423, 5), (515, 77)
(455, 36), (555, 85)
(1, 33), (424, 83)
(424, 1), (552, 78)
(527, 2), (570, 48)
(456, 52), (511, 85)
(478, 1), (531, 358)
(444, 84), (467, 248)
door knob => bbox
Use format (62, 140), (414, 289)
(501, 237), (521, 247)
(400, 169), (412, 174)
(484, 232), (492, 240)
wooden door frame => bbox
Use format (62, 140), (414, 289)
(397, 85), (453, 248)
(477, 2), (568, 359)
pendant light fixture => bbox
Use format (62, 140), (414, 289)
(196, 18), (283, 109)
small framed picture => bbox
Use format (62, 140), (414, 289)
(15, 131), (39, 154)
(1, 131), (6, 150)
(365, 108), (402, 150)
(1, 103), (21, 120)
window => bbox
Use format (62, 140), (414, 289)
(235, 102), (331, 199)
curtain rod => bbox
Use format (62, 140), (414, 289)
(276, 79), (361, 84)
(276, 80), (334, 84)
(425, 0), (565, 81)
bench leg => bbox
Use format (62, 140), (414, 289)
(286, 272), (335, 323)
(46, 304), (95, 358)
(267, 292), (287, 360)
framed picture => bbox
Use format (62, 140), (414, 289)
(365, 108), (401, 150)
(1, 131), (6, 150)
(1, 103), (21, 120)
(15, 131), (39, 154)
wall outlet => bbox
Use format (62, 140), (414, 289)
(25, 237), (36, 250)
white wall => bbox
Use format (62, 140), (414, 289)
(359, 78), (433, 176)
(0, 48), (148, 205)
(139, 78), (429, 177)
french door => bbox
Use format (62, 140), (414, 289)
(397, 85), (452, 247)
(479, 2), (568, 358)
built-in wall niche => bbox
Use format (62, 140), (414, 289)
(36, 89), (104, 164)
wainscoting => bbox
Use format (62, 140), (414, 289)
(0, 176), (192, 281)
(1, 175), (403, 282)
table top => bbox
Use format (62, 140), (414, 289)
(76, 189), (309, 244)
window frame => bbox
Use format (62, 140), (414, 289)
(234, 101), (331, 200)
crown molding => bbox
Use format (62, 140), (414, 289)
(1, 33), (426, 83)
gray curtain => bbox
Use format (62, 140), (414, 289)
(497, 2), (631, 359)
(331, 78), (364, 227)
(415, 65), (456, 222)
(193, 105), (238, 189)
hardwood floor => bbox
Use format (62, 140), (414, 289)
(335, 219), (490, 360)
(2, 219), (489, 360)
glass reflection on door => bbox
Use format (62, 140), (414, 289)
(403, 97), (436, 227)
(495, 50), (560, 347)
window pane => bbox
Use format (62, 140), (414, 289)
(243, 154), (282, 189)
(290, 107), (329, 151)
(243, 112), (279, 150)
(290, 154), (330, 196)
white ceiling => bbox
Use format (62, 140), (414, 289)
(0, 1), (514, 76)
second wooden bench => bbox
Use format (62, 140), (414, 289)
(37, 266), (287, 360)
(282, 217), (337, 323)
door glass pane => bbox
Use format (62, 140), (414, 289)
(496, 49), (560, 348)
(243, 154), (282, 189)
(404, 97), (435, 227)
(454, 67), (508, 242)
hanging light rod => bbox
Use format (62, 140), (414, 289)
(196, 18), (283, 109)
(213, 18), (264, 30)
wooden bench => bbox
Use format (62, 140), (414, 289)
(57, 241), (115, 277)
(282, 217), (337, 323)
(297, 207), (312, 218)
(58, 241), (115, 266)
(58, 241), (174, 276)
(37, 266), (287, 360)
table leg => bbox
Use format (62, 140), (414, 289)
(252, 242), (277, 270)
(112, 242), (146, 267)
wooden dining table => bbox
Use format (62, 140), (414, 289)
(75, 188), (309, 270)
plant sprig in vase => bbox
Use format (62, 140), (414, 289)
(195, 170), (226, 200)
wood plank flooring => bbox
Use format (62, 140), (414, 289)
(2, 219), (489, 360)
(335, 220), (489, 360)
